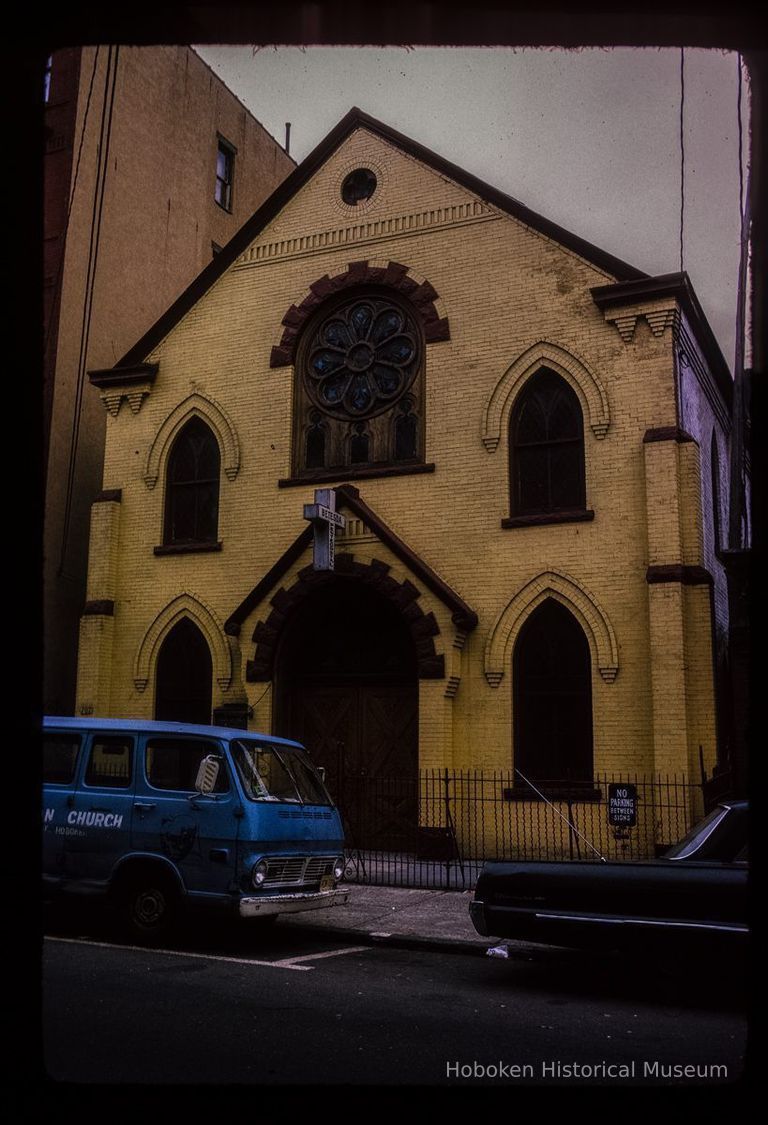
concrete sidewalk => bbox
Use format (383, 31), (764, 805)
(279, 883), (492, 955)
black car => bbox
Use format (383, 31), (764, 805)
(469, 800), (748, 952)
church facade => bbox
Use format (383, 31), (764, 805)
(75, 109), (737, 854)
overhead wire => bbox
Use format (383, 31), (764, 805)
(737, 52), (744, 225)
(730, 51), (750, 547)
(57, 45), (120, 577)
(679, 47), (685, 276)
(44, 46), (100, 363)
(671, 47), (687, 431)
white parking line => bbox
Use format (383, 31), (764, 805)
(272, 945), (371, 966)
(45, 935), (312, 970)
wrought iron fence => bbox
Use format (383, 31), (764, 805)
(339, 769), (705, 890)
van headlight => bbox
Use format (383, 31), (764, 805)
(251, 859), (269, 888)
(333, 856), (345, 881)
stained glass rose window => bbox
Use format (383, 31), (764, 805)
(304, 298), (420, 421)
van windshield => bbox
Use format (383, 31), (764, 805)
(232, 740), (332, 806)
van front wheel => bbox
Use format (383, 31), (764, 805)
(119, 874), (177, 943)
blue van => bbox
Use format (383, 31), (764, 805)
(42, 717), (349, 939)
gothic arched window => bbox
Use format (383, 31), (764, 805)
(293, 293), (424, 477)
(164, 417), (220, 545)
(513, 599), (593, 784)
(155, 617), (213, 725)
(350, 422), (370, 464)
(509, 369), (585, 517)
(394, 396), (418, 461)
(305, 411), (327, 470)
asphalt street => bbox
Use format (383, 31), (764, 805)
(39, 907), (748, 1089)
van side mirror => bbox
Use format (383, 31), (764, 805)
(195, 755), (220, 795)
(317, 766), (326, 783)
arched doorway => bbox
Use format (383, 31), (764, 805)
(275, 578), (418, 850)
(155, 617), (213, 725)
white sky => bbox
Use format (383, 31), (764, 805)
(195, 45), (748, 370)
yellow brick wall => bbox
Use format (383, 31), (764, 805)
(644, 441), (684, 566)
(77, 125), (719, 804)
(84, 498), (122, 603)
(646, 583), (689, 774)
(77, 616), (114, 717)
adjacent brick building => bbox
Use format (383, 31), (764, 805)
(75, 108), (745, 853)
(44, 46), (295, 714)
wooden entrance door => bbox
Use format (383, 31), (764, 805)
(296, 676), (418, 851)
(275, 578), (419, 850)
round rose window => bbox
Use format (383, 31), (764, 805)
(304, 298), (420, 420)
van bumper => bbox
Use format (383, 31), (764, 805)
(239, 887), (350, 918)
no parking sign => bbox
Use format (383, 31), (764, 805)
(608, 783), (637, 827)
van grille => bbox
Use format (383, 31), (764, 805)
(264, 856), (335, 888)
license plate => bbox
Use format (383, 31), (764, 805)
(319, 875), (333, 892)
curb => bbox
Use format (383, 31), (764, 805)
(278, 917), (490, 957)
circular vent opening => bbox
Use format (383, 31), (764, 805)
(341, 168), (377, 206)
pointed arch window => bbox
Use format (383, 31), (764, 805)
(513, 599), (594, 788)
(163, 417), (220, 546)
(394, 396), (418, 462)
(305, 410), (327, 470)
(155, 617), (213, 726)
(350, 422), (370, 464)
(509, 369), (587, 520)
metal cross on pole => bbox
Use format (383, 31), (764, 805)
(303, 488), (346, 571)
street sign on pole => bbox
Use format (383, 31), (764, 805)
(303, 487), (346, 570)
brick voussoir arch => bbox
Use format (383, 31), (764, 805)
(144, 392), (241, 490)
(134, 592), (233, 692)
(246, 554), (444, 681)
(484, 570), (619, 687)
(482, 340), (610, 452)
(269, 260), (450, 368)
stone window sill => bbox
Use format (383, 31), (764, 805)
(502, 509), (594, 529)
(154, 541), (223, 556)
(279, 463), (436, 488)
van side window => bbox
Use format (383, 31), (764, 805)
(145, 738), (229, 793)
(43, 734), (81, 784)
(84, 736), (133, 789)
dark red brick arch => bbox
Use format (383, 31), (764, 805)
(269, 260), (450, 369)
(245, 553), (445, 681)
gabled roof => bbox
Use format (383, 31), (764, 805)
(110, 107), (647, 371)
(224, 483), (478, 635)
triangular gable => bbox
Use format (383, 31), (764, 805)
(107, 107), (647, 373)
(224, 482), (478, 640)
